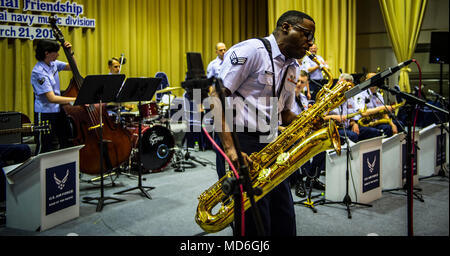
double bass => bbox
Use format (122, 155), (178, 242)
(49, 16), (132, 175)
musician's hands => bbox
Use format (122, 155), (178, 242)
(63, 41), (72, 51)
(391, 122), (398, 135)
(351, 122), (360, 135)
(225, 147), (252, 172)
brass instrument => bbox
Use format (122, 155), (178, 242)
(358, 101), (406, 127)
(195, 51), (354, 233)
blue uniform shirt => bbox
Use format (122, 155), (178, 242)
(364, 90), (385, 109)
(299, 54), (328, 80)
(328, 97), (359, 128)
(31, 60), (67, 113)
(218, 34), (298, 132)
(207, 56), (224, 79)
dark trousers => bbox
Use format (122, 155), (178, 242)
(375, 123), (393, 138)
(358, 126), (382, 141)
(34, 111), (72, 155)
(338, 128), (358, 144)
(236, 133), (296, 236)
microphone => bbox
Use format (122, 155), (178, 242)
(428, 89), (446, 100)
(345, 59), (414, 99)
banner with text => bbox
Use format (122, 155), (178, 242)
(0, 0), (95, 40)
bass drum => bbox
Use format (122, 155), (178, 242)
(130, 125), (175, 173)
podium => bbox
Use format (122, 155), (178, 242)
(2, 145), (83, 232)
(418, 123), (448, 177)
(381, 133), (403, 190)
(325, 136), (383, 204)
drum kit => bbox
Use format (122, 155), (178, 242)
(106, 87), (187, 174)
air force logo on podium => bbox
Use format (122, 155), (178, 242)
(46, 162), (76, 215)
(362, 150), (380, 193)
(54, 170), (69, 190)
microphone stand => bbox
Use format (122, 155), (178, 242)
(214, 78), (265, 237)
(377, 84), (448, 236)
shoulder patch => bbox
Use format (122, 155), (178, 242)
(230, 51), (247, 65)
(38, 77), (45, 85)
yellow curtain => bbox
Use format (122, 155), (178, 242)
(379, 0), (427, 93)
(268, 0), (357, 78)
(0, 0), (267, 122)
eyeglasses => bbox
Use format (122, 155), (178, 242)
(292, 24), (315, 43)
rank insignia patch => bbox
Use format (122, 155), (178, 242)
(38, 77), (45, 85)
(230, 51), (247, 65)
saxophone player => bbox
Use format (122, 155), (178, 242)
(214, 10), (315, 236)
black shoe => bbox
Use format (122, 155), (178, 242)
(295, 180), (306, 198)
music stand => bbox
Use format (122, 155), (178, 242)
(114, 77), (162, 199)
(76, 74), (126, 212)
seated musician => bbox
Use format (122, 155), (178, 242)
(308, 73), (382, 188)
(360, 73), (399, 137)
(31, 39), (76, 155)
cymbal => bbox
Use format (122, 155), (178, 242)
(156, 87), (184, 94)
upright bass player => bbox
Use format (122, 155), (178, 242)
(31, 39), (76, 155)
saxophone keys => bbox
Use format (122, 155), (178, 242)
(276, 152), (290, 165)
(258, 168), (272, 183)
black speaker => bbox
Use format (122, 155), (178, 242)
(429, 31), (449, 64)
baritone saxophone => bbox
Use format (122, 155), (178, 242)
(195, 51), (354, 233)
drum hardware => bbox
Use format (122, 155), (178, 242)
(158, 92), (208, 172)
(171, 146), (196, 172)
